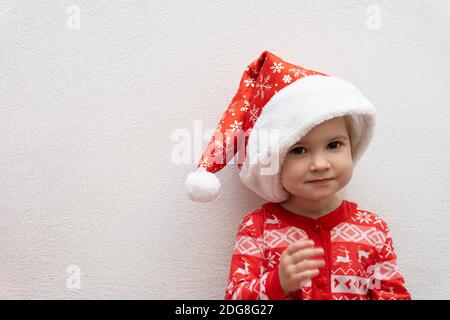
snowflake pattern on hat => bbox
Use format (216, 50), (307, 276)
(198, 51), (326, 172)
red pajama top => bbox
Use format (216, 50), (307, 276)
(224, 200), (411, 300)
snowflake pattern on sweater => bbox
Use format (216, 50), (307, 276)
(225, 200), (411, 300)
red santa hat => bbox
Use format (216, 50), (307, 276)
(185, 50), (376, 203)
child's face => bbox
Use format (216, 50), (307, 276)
(280, 116), (353, 201)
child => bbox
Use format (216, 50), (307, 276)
(185, 51), (411, 300)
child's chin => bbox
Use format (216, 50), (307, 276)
(303, 189), (337, 200)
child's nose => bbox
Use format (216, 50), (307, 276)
(309, 156), (331, 171)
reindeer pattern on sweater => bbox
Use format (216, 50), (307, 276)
(225, 200), (411, 300)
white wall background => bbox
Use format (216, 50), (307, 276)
(0, 0), (449, 299)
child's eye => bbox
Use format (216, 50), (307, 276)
(328, 141), (344, 149)
(290, 147), (306, 155)
(290, 141), (344, 155)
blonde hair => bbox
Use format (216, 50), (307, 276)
(335, 115), (356, 200)
(343, 115), (356, 159)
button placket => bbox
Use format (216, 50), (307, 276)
(310, 223), (330, 299)
(315, 278), (324, 288)
(313, 223), (321, 233)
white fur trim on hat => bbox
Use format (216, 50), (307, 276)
(239, 75), (377, 202)
(185, 167), (221, 202)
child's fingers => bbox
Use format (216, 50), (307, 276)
(286, 240), (314, 256)
(290, 247), (324, 264)
(294, 258), (326, 274)
(292, 268), (320, 283)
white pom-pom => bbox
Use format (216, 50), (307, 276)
(185, 167), (221, 202)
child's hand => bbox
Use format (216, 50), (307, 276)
(278, 240), (325, 296)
